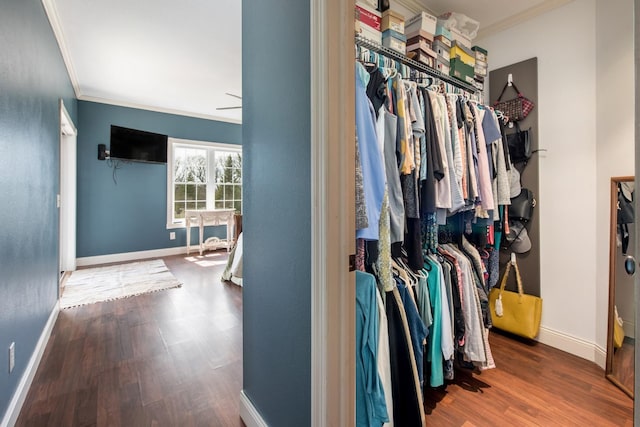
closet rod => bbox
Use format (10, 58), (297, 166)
(355, 34), (478, 94)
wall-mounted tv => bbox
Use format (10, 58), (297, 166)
(109, 125), (168, 164)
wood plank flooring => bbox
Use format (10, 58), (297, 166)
(424, 330), (634, 426)
(16, 251), (634, 426)
(16, 251), (244, 427)
(610, 337), (634, 395)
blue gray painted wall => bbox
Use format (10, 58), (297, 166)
(0, 0), (77, 418)
(242, 0), (311, 425)
(76, 101), (241, 257)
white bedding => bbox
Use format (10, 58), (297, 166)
(222, 232), (243, 286)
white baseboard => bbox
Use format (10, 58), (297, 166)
(240, 390), (268, 427)
(623, 319), (635, 339)
(594, 344), (607, 370)
(536, 326), (600, 364)
(1, 303), (59, 427)
(76, 246), (189, 267)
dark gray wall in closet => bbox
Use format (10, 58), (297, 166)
(489, 58), (541, 297)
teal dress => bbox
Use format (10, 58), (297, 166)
(356, 271), (389, 426)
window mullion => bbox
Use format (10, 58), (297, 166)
(206, 148), (215, 210)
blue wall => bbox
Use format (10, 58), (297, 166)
(0, 0), (77, 419)
(242, 0), (311, 425)
(76, 101), (241, 257)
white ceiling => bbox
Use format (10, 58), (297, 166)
(44, 0), (571, 126)
(44, 0), (243, 124)
(418, 0), (573, 39)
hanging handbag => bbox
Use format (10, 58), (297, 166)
(508, 188), (535, 222)
(493, 82), (535, 122)
(489, 255), (542, 339)
(617, 183), (634, 225)
(506, 123), (532, 165)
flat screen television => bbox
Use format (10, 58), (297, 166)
(109, 125), (168, 164)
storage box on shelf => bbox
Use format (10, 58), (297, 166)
(382, 29), (406, 54)
(436, 60), (450, 75)
(355, 2), (382, 44)
(474, 60), (487, 77)
(472, 45), (488, 62)
(407, 50), (435, 68)
(472, 45), (488, 81)
(382, 9), (405, 33)
(406, 36), (432, 53)
(405, 11), (437, 35)
(450, 57), (475, 84)
(450, 41), (475, 67)
(433, 39), (450, 63)
(356, 0), (378, 10)
(406, 36), (437, 68)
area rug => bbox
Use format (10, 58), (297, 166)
(60, 259), (182, 309)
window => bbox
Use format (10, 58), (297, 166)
(167, 138), (242, 228)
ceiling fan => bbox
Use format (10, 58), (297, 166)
(216, 92), (242, 110)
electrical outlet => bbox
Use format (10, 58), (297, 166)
(169, 232), (176, 240)
(9, 342), (15, 373)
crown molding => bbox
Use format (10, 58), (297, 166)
(477, 0), (575, 40)
(78, 95), (243, 125)
(41, 0), (81, 98)
(393, 0), (436, 15)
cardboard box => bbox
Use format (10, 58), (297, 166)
(382, 29), (406, 42)
(474, 61), (487, 77)
(435, 23), (452, 40)
(405, 11), (437, 35)
(450, 58), (475, 84)
(450, 41), (475, 67)
(407, 41), (437, 60)
(356, 0), (378, 11)
(382, 9), (405, 33)
(355, 3), (381, 32)
(473, 78), (484, 91)
(407, 50), (435, 68)
(432, 40), (450, 62)
(382, 36), (406, 54)
(405, 28), (434, 43)
(434, 34), (451, 48)
(472, 45), (488, 62)
(406, 36), (431, 51)
(436, 59), (450, 75)
(356, 22), (382, 45)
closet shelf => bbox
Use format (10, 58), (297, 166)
(355, 34), (478, 94)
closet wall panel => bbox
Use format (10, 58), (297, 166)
(489, 58), (541, 297)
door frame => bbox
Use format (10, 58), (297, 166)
(310, 0), (355, 425)
(635, 0), (639, 420)
(58, 99), (77, 286)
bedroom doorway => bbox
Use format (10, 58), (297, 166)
(58, 99), (77, 292)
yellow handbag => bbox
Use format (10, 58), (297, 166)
(489, 255), (542, 339)
(613, 306), (624, 349)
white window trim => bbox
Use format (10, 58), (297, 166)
(166, 137), (242, 229)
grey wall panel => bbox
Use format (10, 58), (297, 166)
(490, 58), (541, 297)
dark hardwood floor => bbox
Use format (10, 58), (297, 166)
(16, 251), (244, 427)
(16, 251), (634, 426)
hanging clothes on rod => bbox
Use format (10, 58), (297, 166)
(354, 38), (519, 425)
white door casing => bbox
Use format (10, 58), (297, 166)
(59, 99), (77, 275)
(310, 0), (356, 425)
